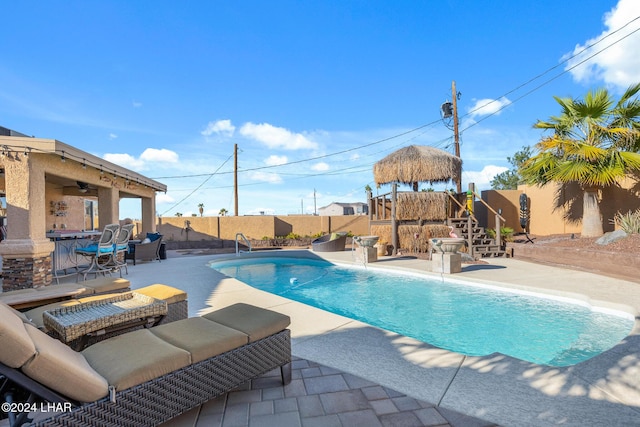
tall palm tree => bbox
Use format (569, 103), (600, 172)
(521, 84), (640, 237)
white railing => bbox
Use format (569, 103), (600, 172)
(235, 233), (252, 254)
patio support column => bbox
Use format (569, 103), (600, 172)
(97, 186), (120, 228)
(0, 155), (54, 290)
(391, 183), (397, 255)
(141, 195), (156, 234)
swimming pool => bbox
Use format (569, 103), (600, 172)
(210, 256), (634, 367)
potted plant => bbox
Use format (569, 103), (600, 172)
(375, 240), (388, 256)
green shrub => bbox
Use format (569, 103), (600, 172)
(486, 227), (515, 241)
(285, 232), (301, 240)
(610, 209), (640, 234)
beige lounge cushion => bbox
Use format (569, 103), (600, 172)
(82, 329), (191, 391)
(135, 284), (187, 305)
(150, 317), (247, 363)
(202, 303), (291, 343)
(80, 277), (130, 295)
(23, 300), (82, 329)
(0, 302), (37, 367)
(2, 300), (33, 324)
(21, 324), (109, 402)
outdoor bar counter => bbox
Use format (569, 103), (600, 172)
(47, 230), (101, 282)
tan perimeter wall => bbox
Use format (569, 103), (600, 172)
(154, 215), (369, 242)
(478, 175), (640, 236)
(151, 176), (639, 241)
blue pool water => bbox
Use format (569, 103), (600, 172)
(211, 256), (634, 367)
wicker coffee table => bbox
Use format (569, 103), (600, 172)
(43, 292), (168, 350)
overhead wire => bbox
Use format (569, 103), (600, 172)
(156, 13), (640, 206)
(159, 152), (233, 216)
(150, 120), (442, 180)
(461, 14), (640, 130)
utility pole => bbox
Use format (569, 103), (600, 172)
(234, 143), (238, 216)
(451, 80), (462, 194)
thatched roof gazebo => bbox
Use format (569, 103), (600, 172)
(373, 145), (462, 189)
(371, 145), (462, 255)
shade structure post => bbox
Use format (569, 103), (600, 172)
(391, 183), (397, 255)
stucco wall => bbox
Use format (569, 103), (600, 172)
(45, 183), (89, 231)
(476, 190), (528, 233)
(478, 177), (640, 236)
(155, 214), (369, 242)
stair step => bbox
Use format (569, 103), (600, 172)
(474, 246), (502, 252)
(448, 216), (505, 257)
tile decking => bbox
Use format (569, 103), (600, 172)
(5, 248), (640, 426)
(162, 357), (495, 427)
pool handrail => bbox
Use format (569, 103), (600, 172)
(235, 233), (252, 254)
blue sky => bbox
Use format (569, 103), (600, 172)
(2, 0), (640, 219)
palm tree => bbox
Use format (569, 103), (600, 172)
(198, 203), (204, 217)
(521, 84), (640, 237)
(219, 208), (228, 217)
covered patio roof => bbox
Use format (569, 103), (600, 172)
(0, 132), (166, 193)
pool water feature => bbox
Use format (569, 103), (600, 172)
(211, 256), (634, 367)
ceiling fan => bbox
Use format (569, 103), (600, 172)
(77, 181), (90, 193)
(62, 181), (96, 196)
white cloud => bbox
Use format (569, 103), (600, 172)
(239, 122), (318, 150)
(467, 98), (512, 119)
(201, 119), (236, 137)
(109, 133), (118, 140)
(103, 153), (144, 169)
(265, 155), (288, 166)
(462, 165), (508, 191)
(311, 162), (329, 171)
(249, 171), (283, 184)
(132, 101), (142, 108)
(565, 0), (640, 89)
(103, 148), (178, 171)
(140, 148), (179, 163)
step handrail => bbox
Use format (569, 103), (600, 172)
(446, 191), (477, 221)
(472, 191), (506, 222)
(235, 233), (252, 254)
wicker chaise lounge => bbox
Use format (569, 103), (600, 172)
(311, 232), (347, 252)
(0, 302), (291, 427)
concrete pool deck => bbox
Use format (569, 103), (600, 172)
(49, 249), (640, 426)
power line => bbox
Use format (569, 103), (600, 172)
(159, 152), (233, 216)
(150, 121), (442, 180)
(155, 13), (640, 202)
(461, 14), (640, 129)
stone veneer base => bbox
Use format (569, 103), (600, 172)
(2, 254), (52, 291)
